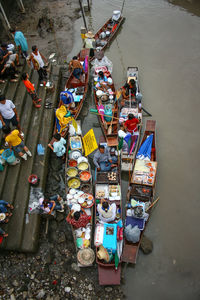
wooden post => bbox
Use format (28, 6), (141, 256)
(87, 0), (90, 11)
(0, 3), (11, 30)
(79, 0), (88, 31)
(16, 0), (25, 13)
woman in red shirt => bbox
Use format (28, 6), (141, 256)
(66, 208), (91, 229)
(124, 113), (140, 134)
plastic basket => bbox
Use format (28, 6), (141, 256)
(2, 149), (16, 164)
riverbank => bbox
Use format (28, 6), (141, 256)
(0, 1), (125, 298)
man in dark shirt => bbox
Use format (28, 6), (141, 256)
(0, 55), (18, 83)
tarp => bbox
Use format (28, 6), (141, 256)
(136, 134), (153, 160)
(55, 105), (72, 133)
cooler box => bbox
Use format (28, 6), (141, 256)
(103, 223), (117, 253)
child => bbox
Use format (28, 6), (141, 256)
(21, 72), (41, 108)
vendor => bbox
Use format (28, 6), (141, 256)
(66, 207), (91, 229)
(39, 195), (64, 215)
(93, 144), (117, 172)
(96, 71), (108, 91)
(69, 56), (84, 80)
(97, 199), (116, 222)
(59, 90), (75, 109)
(124, 113), (140, 134)
(48, 133), (66, 158)
(122, 79), (137, 100)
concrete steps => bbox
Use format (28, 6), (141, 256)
(0, 63), (61, 252)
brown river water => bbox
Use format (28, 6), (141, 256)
(69, 0), (200, 299)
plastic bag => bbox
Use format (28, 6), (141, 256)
(125, 224), (140, 243)
(91, 55), (113, 74)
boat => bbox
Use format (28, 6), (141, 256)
(119, 67), (143, 172)
(48, 48), (90, 148)
(94, 138), (123, 285)
(65, 121), (95, 267)
(93, 64), (119, 147)
(92, 13), (125, 56)
(122, 120), (158, 264)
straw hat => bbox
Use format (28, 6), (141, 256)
(85, 31), (95, 38)
(0, 213), (6, 221)
(77, 248), (95, 266)
(97, 245), (110, 262)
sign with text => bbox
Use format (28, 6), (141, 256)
(82, 129), (98, 156)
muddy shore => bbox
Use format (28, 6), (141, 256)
(0, 1), (125, 299)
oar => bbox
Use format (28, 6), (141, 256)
(146, 197), (160, 212)
(142, 107), (152, 117)
(90, 108), (120, 121)
(107, 111), (114, 135)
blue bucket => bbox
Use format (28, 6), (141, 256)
(1, 149), (16, 164)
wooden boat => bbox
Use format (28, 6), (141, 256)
(122, 120), (157, 264)
(65, 121), (95, 267)
(119, 67), (143, 172)
(93, 67), (119, 147)
(92, 14), (125, 57)
(94, 138), (123, 285)
(48, 49), (90, 147)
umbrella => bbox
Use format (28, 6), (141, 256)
(136, 134), (153, 160)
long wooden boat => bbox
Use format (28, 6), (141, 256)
(48, 49), (90, 147)
(122, 120), (157, 264)
(65, 121), (95, 267)
(94, 138), (123, 285)
(93, 66), (119, 147)
(92, 14), (125, 56)
(119, 67), (143, 172)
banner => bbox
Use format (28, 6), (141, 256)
(82, 129), (98, 156)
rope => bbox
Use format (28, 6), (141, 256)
(121, 0), (126, 14)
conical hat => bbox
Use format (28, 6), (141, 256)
(97, 245), (110, 262)
(77, 248), (95, 266)
(85, 31), (95, 38)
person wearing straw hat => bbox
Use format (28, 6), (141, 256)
(84, 31), (96, 49)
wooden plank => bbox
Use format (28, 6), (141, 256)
(98, 265), (121, 285)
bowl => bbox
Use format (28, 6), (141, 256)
(69, 188), (77, 195)
(66, 167), (78, 178)
(68, 177), (81, 189)
(77, 156), (88, 164)
(79, 171), (91, 182)
(78, 161), (89, 171)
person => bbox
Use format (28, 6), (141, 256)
(96, 71), (108, 91)
(69, 56), (84, 80)
(84, 31), (96, 49)
(59, 90), (75, 109)
(0, 200), (13, 224)
(0, 94), (21, 131)
(0, 55), (18, 83)
(97, 199), (116, 223)
(0, 200), (13, 213)
(0, 227), (8, 238)
(122, 79), (137, 100)
(93, 144), (117, 172)
(48, 133), (66, 157)
(66, 207), (91, 229)
(124, 113), (140, 134)
(2, 126), (31, 160)
(10, 28), (28, 58)
(0, 42), (20, 67)
(28, 45), (48, 84)
(21, 73), (41, 108)
(39, 195), (64, 215)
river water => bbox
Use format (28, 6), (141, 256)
(69, 0), (200, 299)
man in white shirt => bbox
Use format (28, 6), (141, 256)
(0, 94), (21, 131)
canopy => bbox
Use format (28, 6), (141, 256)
(136, 134), (153, 160)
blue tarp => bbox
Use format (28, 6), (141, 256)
(136, 133), (153, 160)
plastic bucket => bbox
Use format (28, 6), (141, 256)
(2, 149), (16, 164)
(28, 174), (40, 186)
